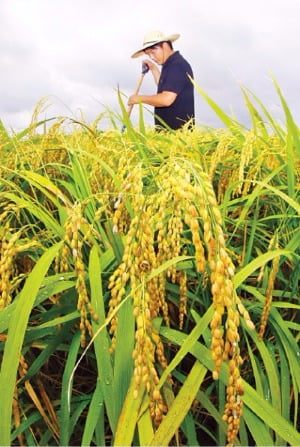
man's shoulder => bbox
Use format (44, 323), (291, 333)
(170, 51), (192, 68)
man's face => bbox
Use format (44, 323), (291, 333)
(144, 43), (164, 64)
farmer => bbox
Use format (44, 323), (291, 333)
(128, 30), (195, 130)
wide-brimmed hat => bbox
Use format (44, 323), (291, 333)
(131, 30), (180, 58)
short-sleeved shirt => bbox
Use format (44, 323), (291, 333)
(155, 51), (195, 130)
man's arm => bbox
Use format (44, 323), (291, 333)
(143, 59), (161, 85)
(128, 91), (177, 108)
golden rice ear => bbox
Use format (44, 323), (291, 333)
(0, 224), (20, 310)
(258, 253), (280, 339)
(57, 202), (99, 347)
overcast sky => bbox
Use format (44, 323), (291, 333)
(1, 0), (300, 132)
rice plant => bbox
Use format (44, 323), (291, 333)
(0, 80), (299, 447)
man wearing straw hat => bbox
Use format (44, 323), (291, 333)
(129, 30), (195, 130)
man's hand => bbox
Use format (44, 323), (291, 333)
(128, 94), (140, 106)
(142, 59), (156, 71)
(142, 59), (161, 84)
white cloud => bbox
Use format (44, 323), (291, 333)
(1, 0), (300, 131)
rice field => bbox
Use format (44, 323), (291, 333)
(0, 80), (299, 446)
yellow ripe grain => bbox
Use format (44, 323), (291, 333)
(209, 259), (216, 272)
(246, 319), (255, 330)
(218, 234), (226, 247)
(188, 204), (198, 217)
(226, 329), (237, 343)
(212, 370), (219, 380)
(137, 315), (144, 329)
(133, 389), (139, 399)
(210, 313), (221, 330)
(134, 366), (141, 377)
(227, 266), (235, 277)
(216, 259), (224, 274)
(141, 365), (148, 376)
(133, 306), (140, 317)
(211, 282), (220, 295)
(136, 328), (144, 340)
(210, 271), (216, 283)
(213, 345), (223, 357)
(213, 328), (223, 339)
(153, 388), (161, 401)
(216, 304), (225, 315)
(150, 366), (157, 378)
(216, 273), (225, 286)
(228, 319), (237, 331)
(224, 296), (232, 308)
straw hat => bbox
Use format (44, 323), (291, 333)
(131, 30), (180, 58)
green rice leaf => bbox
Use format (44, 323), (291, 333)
(89, 245), (116, 431)
(113, 289), (135, 423)
(114, 378), (145, 446)
(161, 326), (300, 446)
(148, 360), (207, 446)
(191, 78), (244, 135)
(242, 406), (274, 446)
(59, 330), (81, 446)
(159, 306), (213, 386)
(81, 380), (105, 447)
(0, 243), (62, 446)
(233, 249), (290, 288)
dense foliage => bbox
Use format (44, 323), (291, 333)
(0, 82), (299, 446)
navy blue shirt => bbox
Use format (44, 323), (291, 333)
(155, 51), (194, 130)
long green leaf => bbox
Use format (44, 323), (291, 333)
(242, 406), (274, 446)
(3, 191), (64, 236)
(233, 249), (290, 288)
(0, 276), (75, 333)
(272, 75), (299, 196)
(241, 87), (269, 138)
(191, 78), (244, 134)
(159, 306), (213, 386)
(81, 380), (104, 447)
(0, 243), (62, 446)
(149, 360), (207, 446)
(114, 378), (145, 446)
(113, 288), (135, 424)
(59, 330), (81, 445)
(244, 329), (282, 413)
(89, 245), (116, 431)
(242, 86), (285, 140)
(161, 326), (300, 446)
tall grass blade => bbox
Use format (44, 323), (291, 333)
(272, 76), (300, 158)
(191, 78), (244, 135)
(137, 405), (154, 445)
(25, 322), (75, 380)
(3, 191), (64, 237)
(81, 381), (104, 447)
(159, 306), (213, 386)
(241, 87), (269, 138)
(234, 248), (291, 288)
(0, 243), (61, 446)
(89, 245), (116, 431)
(149, 361), (207, 446)
(244, 331), (282, 413)
(113, 290), (135, 422)
(59, 331), (81, 446)
(242, 406), (274, 446)
(161, 327), (300, 446)
(114, 378), (145, 446)
(0, 275), (75, 333)
(242, 86), (285, 140)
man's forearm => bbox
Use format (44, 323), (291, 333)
(129, 91), (177, 107)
